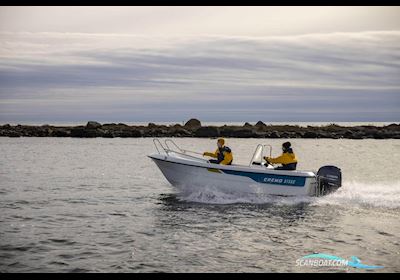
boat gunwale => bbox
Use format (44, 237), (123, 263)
(148, 154), (316, 179)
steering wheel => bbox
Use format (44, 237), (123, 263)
(263, 156), (271, 165)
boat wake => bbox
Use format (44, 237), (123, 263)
(177, 186), (315, 206)
(314, 181), (400, 210)
(176, 181), (400, 209)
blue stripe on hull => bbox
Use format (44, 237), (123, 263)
(221, 169), (306, 187)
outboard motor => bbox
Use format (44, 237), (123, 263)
(316, 166), (342, 196)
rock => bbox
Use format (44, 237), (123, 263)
(148, 123), (158, 128)
(254, 131), (268, 138)
(303, 131), (318, 138)
(71, 127), (100, 138)
(293, 131), (303, 138)
(113, 129), (142, 138)
(86, 121), (102, 129)
(103, 131), (115, 138)
(255, 121), (267, 127)
(385, 123), (400, 131)
(317, 131), (331, 138)
(143, 127), (168, 137)
(170, 127), (191, 137)
(100, 124), (143, 138)
(220, 127), (254, 137)
(184, 118), (201, 129)
(350, 133), (364, 139)
(322, 123), (343, 133)
(344, 130), (354, 137)
(219, 127), (234, 137)
(269, 131), (281, 138)
(232, 129), (256, 138)
(7, 131), (21, 137)
(194, 126), (219, 137)
(280, 132), (290, 138)
(254, 121), (267, 132)
(102, 123), (117, 127)
(1, 122), (399, 139)
(373, 131), (386, 139)
(51, 128), (70, 137)
(70, 127), (85, 137)
(330, 133), (341, 139)
(35, 127), (51, 137)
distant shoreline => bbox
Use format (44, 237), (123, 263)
(1, 119), (400, 139)
(1, 121), (398, 127)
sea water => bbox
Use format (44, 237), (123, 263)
(0, 137), (399, 272)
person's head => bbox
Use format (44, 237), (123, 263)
(217, 138), (225, 148)
(282, 141), (291, 152)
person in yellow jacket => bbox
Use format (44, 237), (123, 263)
(264, 142), (297, 170)
(203, 138), (233, 165)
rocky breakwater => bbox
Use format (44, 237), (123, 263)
(0, 119), (400, 139)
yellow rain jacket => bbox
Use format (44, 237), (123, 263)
(265, 148), (297, 165)
(204, 146), (233, 165)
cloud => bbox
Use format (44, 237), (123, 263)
(2, 7), (400, 36)
(0, 31), (399, 123)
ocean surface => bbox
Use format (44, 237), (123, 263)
(0, 137), (399, 273)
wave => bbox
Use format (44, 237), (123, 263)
(314, 181), (400, 210)
(176, 181), (400, 209)
(177, 188), (312, 205)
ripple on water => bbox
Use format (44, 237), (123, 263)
(48, 239), (77, 246)
(48, 261), (69, 266)
(68, 268), (92, 273)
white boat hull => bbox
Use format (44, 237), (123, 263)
(149, 153), (318, 197)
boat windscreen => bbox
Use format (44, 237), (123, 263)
(251, 145), (263, 164)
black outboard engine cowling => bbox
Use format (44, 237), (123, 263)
(316, 165), (342, 196)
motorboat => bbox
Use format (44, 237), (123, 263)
(148, 139), (342, 197)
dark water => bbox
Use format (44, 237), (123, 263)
(0, 138), (399, 272)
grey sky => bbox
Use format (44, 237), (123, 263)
(0, 6), (399, 123)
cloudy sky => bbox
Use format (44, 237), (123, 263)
(0, 6), (399, 124)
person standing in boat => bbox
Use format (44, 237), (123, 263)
(264, 142), (297, 170)
(203, 138), (233, 165)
